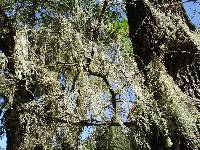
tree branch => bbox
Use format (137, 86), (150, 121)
(21, 107), (134, 127)
(84, 68), (118, 121)
(85, 0), (109, 69)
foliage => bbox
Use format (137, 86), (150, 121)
(0, 0), (135, 149)
(81, 126), (131, 150)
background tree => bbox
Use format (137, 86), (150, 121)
(0, 0), (134, 149)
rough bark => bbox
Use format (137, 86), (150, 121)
(0, 5), (20, 150)
(0, 5), (34, 150)
(126, 0), (200, 105)
(4, 105), (25, 150)
(0, 6), (15, 75)
(126, 0), (200, 149)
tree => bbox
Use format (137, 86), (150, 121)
(126, 0), (200, 149)
(0, 0), (133, 149)
(0, 0), (200, 150)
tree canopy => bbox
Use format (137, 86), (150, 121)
(0, 0), (200, 149)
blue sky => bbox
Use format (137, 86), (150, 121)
(183, 0), (200, 27)
(0, 135), (6, 149)
(0, 97), (6, 149)
(0, 1), (200, 149)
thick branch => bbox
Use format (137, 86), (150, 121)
(126, 0), (200, 100)
(126, 0), (200, 149)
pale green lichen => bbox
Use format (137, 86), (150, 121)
(129, 59), (200, 149)
(127, 1), (200, 149)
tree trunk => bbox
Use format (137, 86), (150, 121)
(4, 106), (25, 150)
(126, 0), (200, 149)
(0, 5), (28, 150)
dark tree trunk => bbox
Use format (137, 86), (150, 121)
(4, 81), (34, 150)
(4, 106), (25, 150)
(0, 6), (15, 75)
(0, 5), (29, 150)
(126, 0), (200, 105)
(126, 0), (200, 149)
